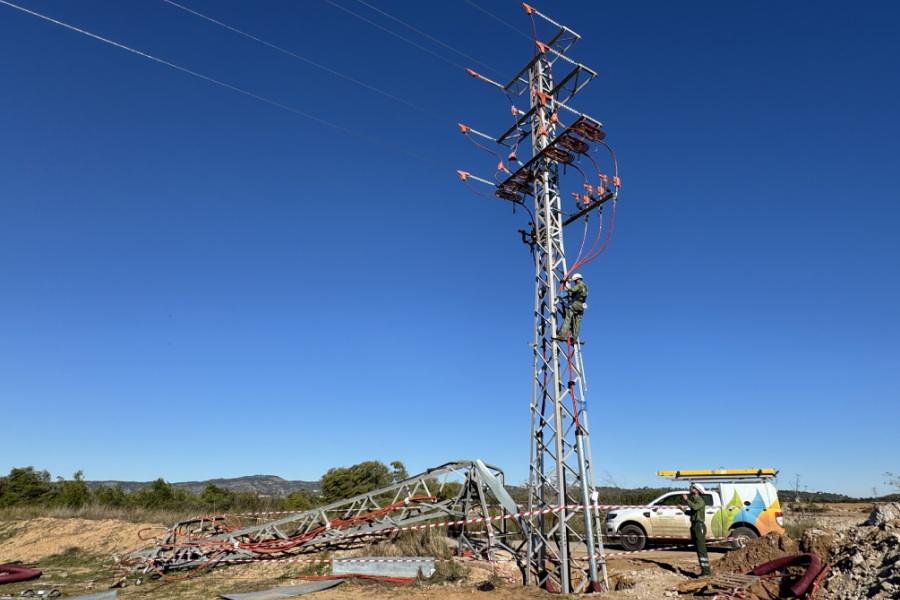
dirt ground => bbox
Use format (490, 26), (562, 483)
(0, 505), (870, 599)
(794, 503), (874, 532)
(0, 518), (161, 563)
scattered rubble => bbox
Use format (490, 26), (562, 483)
(864, 502), (900, 527)
(820, 503), (900, 600)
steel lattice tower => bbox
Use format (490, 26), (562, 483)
(458, 5), (619, 593)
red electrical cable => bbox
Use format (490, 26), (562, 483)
(148, 497), (440, 572)
(463, 131), (508, 179)
(565, 339), (582, 429)
(570, 211), (591, 271)
(462, 179), (497, 198)
(570, 198), (616, 272)
(499, 90), (526, 160)
(566, 161), (589, 187)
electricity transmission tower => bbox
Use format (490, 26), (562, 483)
(458, 4), (619, 594)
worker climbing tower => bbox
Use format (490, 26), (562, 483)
(457, 4), (620, 593)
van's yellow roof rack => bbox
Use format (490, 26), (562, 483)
(657, 469), (778, 481)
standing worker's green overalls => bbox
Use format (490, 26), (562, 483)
(685, 493), (710, 576)
(557, 281), (588, 341)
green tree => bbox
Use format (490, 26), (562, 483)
(56, 471), (91, 507)
(231, 491), (264, 512)
(390, 461), (409, 483)
(94, 485), (128, 507)
(433, 480), (462, 501)
(200, 484), (235, 510)
(285, 489), (323, 512)
(129, 478), (195, 509)
(0, 467), (54, 507)
(320, 461), (392, 503)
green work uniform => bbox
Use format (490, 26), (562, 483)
(684, 493), (710, 576)
(556, 281), (588, 341)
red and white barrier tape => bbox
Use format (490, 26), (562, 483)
(608, 533), (735, 541)
(580, 539), (733, 559)
(147, 539), (735, 568)
(163, 505), (746, 549)
(228, 503), (742, 518)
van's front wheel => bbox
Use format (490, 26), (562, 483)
(729, 526), (758, 550)
(618, 524), (646, 551)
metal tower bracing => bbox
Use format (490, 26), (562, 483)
(127, 461), (526, 574)
(457, 4), (620, 594)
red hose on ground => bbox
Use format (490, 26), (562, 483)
(0, 564), (42, 583)
(750, 553), (822, 597)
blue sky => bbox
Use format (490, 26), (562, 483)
(0, 1), (897, 498)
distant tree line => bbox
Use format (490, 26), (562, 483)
(0, 461), (411, 512)
(4, 464), (895, 512)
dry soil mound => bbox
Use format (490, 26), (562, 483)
(800, 527), (835, 564)
(713, 532), (799, 575)
(0, 518), (161, 563)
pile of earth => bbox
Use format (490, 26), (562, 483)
(713, 533), (799, 575)
(703, 533), (815, 599)
(819, 503), (900, 600)
(0, 518), (162, 563)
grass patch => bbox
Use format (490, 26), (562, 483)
(276, 551), (331, 578)
(785, 519), (819, 540)
(0, 503), (194, 525)
(41, 546), (107, 569)
(365, 529), (469, 584)
(0, 522), (20, 543)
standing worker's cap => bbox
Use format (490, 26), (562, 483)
(571, 273), (583, 280)
(690, 483), (706, 494)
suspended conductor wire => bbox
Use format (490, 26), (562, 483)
(161, 0), (452, 124)
(0, 0), (454, 172)
(324, 0), (470, 73)
(352, 0), (508, 79)
(459, 0), (532, 40)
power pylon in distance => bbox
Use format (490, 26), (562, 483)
(457, 3), (621, 594)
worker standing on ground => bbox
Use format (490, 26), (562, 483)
(683, 483), (711, 577)
(555, 273), (588, 342)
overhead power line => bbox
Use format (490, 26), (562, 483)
(161, 0), (451, 124)
(351, 0), (508, 79)
(0, 0), (453, 171)
(460, 0), (532, 40)
(323, 0), (471, 73)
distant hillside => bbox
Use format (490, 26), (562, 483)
(84, 475), (899, 504)
(86, 475), (319, 496)
(789, 490), (900, 503)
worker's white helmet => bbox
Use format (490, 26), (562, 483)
(571, 273), (583, 281)
(691, 482), (706, 494)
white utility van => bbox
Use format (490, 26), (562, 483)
(605, 469), (785, 551)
